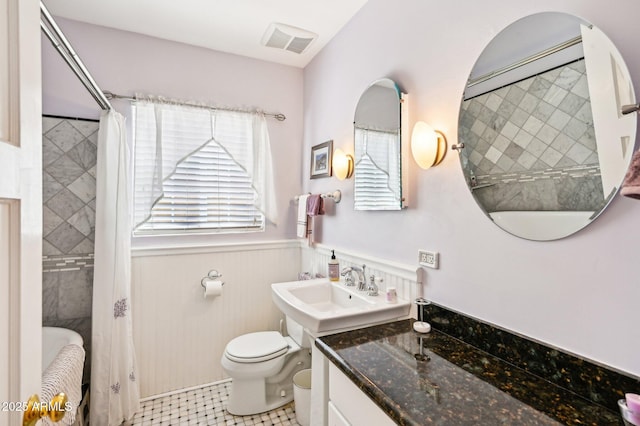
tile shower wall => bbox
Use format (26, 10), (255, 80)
(42, 116), (98, 382)
(458, 59), (606, 212)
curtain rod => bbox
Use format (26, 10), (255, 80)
(103, 91), (287, 122)
(40, 1), (112, 111)
(467, 34), (584, 89)
(354, 124), (398, 133)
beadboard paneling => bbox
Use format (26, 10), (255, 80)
(131, 241), (300, 397)
(301, 244), (420, 318)
(131, 240), (419, 398)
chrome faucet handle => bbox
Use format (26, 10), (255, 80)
(340, 267), (356, 286)
(367, 275), (380, 296)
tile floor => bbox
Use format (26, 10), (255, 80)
(122, 381), (299, 425)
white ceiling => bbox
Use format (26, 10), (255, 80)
(43, 0), (369, 68)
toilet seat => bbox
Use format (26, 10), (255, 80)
(225, 331), (289, 363)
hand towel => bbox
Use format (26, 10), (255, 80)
(41, 344), (86, 425)
(296, 194), (310, 238)
(306, 194), (325, 216)
(621, 150), (640, 199)
(305, 194), (324, 246)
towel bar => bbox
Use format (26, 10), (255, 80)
(294, 190), (341, 203)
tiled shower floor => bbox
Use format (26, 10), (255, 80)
(122, 381), (299, 425)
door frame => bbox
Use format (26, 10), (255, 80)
(0, 0), (43, 424)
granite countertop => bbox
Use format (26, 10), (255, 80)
(316, 319), (621, 425)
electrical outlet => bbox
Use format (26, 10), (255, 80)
(418, 250), (439, 269)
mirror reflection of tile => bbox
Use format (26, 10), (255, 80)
(459, 59), (605, 212)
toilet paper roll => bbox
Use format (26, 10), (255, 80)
(202, 279), (223, 298)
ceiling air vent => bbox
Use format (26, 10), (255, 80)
(261, 23), (317, 54)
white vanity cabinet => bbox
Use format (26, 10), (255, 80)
(328, 364), (396, 426)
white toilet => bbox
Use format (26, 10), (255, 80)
(221, 316), (311, 415)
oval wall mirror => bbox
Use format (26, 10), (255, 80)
(353, 78), (405, 210)
(457, 12), (637, 240)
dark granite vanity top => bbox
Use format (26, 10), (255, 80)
(316, 319), (622, 425)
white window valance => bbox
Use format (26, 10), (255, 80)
(132, 100), (278, 235)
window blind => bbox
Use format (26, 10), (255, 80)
(354, 128), (402, 210)
(133, 103), (267, 235)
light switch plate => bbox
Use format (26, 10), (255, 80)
(418, 250), (439, 269)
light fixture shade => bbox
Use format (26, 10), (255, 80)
(333, 148), (354, 180)
(411, 121), (447, 169)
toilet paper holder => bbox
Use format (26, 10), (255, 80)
(201, 269), (225, 288)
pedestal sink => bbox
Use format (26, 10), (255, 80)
(272, 278), (412, 426)
(271, 278), (410, 333)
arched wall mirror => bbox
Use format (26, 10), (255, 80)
(457, 12), (637, 240)
(353, 78), (407, 210)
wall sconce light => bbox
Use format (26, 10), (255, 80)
(411, 121), (447, 169)
(332, 148), (354, 180)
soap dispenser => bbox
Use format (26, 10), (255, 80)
(328, 250), (340, 281)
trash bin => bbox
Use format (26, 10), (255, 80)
(293, 368), (312, 426)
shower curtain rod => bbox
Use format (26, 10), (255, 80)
(40, 1), (112, 111)
(467, 34), (584, 89)
(103, 91), (287, 122)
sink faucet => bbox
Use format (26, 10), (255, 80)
(341, 264), (366, 290)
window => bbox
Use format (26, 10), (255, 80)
(132, 100), (277, 235)
(354, 127), (401, 210)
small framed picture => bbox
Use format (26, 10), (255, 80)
(310, 140), (333, 179)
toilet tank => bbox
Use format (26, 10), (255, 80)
(286, 316), (309, 348)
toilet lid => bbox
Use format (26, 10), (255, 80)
(225, 331), (289, 363)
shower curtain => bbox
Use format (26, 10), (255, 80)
(91, 110), (140, 425)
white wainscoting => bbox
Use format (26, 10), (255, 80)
(131, 240), (420, 398)
(131, 240), (301, 397)
(301, 244), (420, 318)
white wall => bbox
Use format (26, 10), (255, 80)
(303, 0), (640, 377)
(42, 17), (304, 242)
